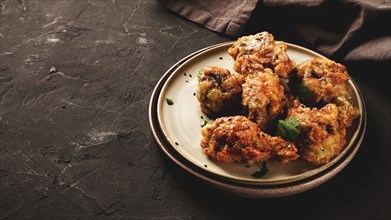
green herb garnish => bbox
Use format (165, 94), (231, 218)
(197, 69), (205, 78)
(277, 118), (300, 140)
(251, 161), (269, 178)
(166, 98), (174, 105)
(279, 78), (290, 92)
(296, 84), (313, 103)
(200, 119), (214, 128)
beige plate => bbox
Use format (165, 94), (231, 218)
(156, 42), (364, 185)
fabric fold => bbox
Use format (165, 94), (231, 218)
(158, 0), (391, 63)
(158, 0), (259, 36)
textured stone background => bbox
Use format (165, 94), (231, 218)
(0, 0), (390, 219)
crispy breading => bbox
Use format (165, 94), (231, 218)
(196, 66), (244, 116)
(295, 58), (360, 128)
(295, 58), (349, 104)
(228, 31), (295, 78)
(242, 68), (286, 130)
(201, 116), (299, 164)
(196, 33), (360, 167)
(288, 100), (347, 164)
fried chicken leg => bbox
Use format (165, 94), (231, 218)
(228, 31), (295, 78)
(201, 116), (299, 164)
(242, 68), (286, 130)
(196, 66), (244, 117)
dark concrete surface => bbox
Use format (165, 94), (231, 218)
(0, 0), (389, 219)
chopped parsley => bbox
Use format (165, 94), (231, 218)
(197, 69), (205, 78)
(166, 98), (174, 105)
(200, 119), (214, 128)
(251, 161), (269, 178)
(277, 118), (300, 140)
(296, 84), (313, 103)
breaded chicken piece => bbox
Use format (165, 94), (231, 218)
(335, 96), (361, 128)
(295, 58), (350, 104)
(273, 41), (295, 77)
(294, 58), (360, 127)
(228, 31), (295, 78)
(201, 116), (299, 164)
(287, 99), (347, 165)
(196, 66), (244, 117)
(242, 68), (286, 130)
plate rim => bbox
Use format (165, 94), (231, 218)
(149, 42), (367, 198)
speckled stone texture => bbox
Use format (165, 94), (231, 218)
(0, 0), (390, 220)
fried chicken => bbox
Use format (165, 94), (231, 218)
(242, 68), (286, 130)
(196, 66), (244, 117)
(228, 31), (295, 78)
(201, 116), (299, 164)
(294, 58), (360, 127)
(295, 58), (349, 104)
(196, 33), (360, 167)
(287, 99), (347, 164)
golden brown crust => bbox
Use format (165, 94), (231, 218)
(270, 136), (300, 164)
(273, 42), (296, 78)
(288, 100), (347, 164)
(295, 58), (350, 104)
(335, 96), (360, 128)
(201, 116), (299, 164)
(196, 33), (360, 167)
(196, 66), (244, 116)
(295, 58), (360, 128)
(228, 32), (295, 78)
(242, 68), (286, 130)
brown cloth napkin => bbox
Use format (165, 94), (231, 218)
(159, 0), (391, 63)
(158, 0), (259, 36)
(244, 0), (391, 63)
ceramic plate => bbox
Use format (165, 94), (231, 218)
(151, 42), (366, 193)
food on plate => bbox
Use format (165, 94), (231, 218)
(242, 68), (286, 130)
(287, 99), (348, 164)
(335, 95), (360, 128)
(294, 58), (349, 105)
(228, 31), (295, 78)
(196, 66), (244, 116)
(195, 32), (360, 168)
(293, 58), (360, 127)
(200, 116), (299, 164)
